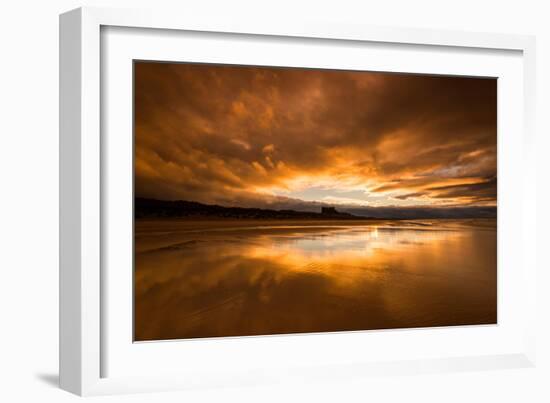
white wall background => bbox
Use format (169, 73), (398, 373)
(0, 1), (548, 402)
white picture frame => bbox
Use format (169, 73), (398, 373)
(59, 6), (537, 396)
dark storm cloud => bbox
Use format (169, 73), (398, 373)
(427, 176), (497, 201)
(134, 62), (497, 208)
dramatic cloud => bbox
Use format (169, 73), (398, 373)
(134, 62), (496, 209)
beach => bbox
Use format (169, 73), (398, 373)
(134, 218), (497, 341)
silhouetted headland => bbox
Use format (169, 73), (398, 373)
(135, 198), (363, 220)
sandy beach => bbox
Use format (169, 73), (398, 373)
(134, 218), (497, 341)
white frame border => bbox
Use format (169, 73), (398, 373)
(59, 6), (537, 396)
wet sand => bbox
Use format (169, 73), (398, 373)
(134, 218), (497, 341)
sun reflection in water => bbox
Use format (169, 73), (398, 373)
(134, 220), (496, 341)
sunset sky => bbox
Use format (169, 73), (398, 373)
(134, 62), (496, 211)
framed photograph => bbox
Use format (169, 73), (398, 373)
(60, 7), (537, 396)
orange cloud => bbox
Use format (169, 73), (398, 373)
(134, 62), (496, 209)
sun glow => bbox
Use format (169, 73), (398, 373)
(135, 62), (496, 211)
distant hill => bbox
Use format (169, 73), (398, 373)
(135, 198), (364, 220)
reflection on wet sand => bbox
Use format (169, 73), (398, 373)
(134, 219), (496, 341)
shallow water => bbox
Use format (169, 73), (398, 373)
(134, 219), (496, 341)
